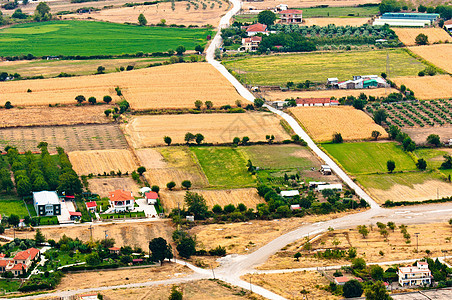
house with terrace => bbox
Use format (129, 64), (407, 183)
(108, 189), (135, 212)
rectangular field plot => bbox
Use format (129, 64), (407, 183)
(0, 195), (29, 218)
(393, 75), (452, 100)
(394, 28), (452, 46)
(408, 44), (452, 73)
(0, 124), (128, 152)
(88, 177), (141, 198)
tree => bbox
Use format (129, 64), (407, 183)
(151, 185), (160, 193)
(176, 236), (196, 259)
(195, 45), (204, 53)
(8, 214), (19, 227)
(185, 192), (208, 219)
(175, 45), (186, 56)
(34, 2), (51, 21)
(194, 100), (203, 109)
(149, 237), (173, 263)
(258, 10), (276, 25)
(167, 181), (176, 190)
(373, 108), (387, 125)
(343, 279), (363, 298)
(103, 95), (112, 104)
(212, 204), (222, 214)
(387, 160), (395, 173)
(181, 180), (192, 190)
(370, 265), (384, 281)
(5, 101), (13, 109)
(96, 66), (105, 74)
(242, 136), (250, 145)
(195, 133), (204, 145)
(427, 134), (441, 147)
(416, 158), (427, 170)
(381, 72), (387, 79)
(370, 130), (382, 140)
(185, 132), (195, 144)
(294, 252), (302, 261)
(402, 137), (416, 152)
(169, 286), (183, 300)
(205, 101), (213, 109)
(75, 95), (86, 104)
(137, 166), (146, 176)
(88, 97), (96, 105)
(332, 132), (343, 143)
(104, 109), (111, 117)
(58, 172), (82, 195)
(164, 136), (172, 146)
(138, 13), (147, 26)
(233, 137), (240, 146)
(379, 0), (401, 14)
(388, 125), (400, 140)
(439, 19), (445, 28)
(365, 281), (393, 300)
(418, 4), (427, 12)
(441, 154), (452, 169)
(352, 98), (365, 110)
(254, 98), (264, 108)
(352, 257), (366, 270)
(415, 33), (429, 45)
(86, 252), (101, 265)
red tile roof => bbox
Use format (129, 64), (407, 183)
(295, 98), (332, 105)
(86, 201), (97, 208)
(109, 247), (120, 251)
(145, 191), (159, 200)
(444, 19), (452, 25)
(246, 23), (267, 32)
(278, 9), (303, 14)
(108, 190), (133, 202)
(14, 248), (39, 261)
(0, 260), (12, 267)
(243, 36), (262, 43)
(11, 263), (26, 271)
(69, 211), (82, 217)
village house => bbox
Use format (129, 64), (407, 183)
(108, 189), (135, 212)
(295, 98), (339, 107)
(334, 276), (363, 285)
(278, 9), (303, 24)
(336, 75), (387, 89)
(0, 248), (41, 276)
(33, 191), (61, 217)
(86, 201), (97, 212)
(241, 36), (262, 52)
(275, 4), (288, 11)
(398, 261), (432, 286)
(242, 23), (268, 36)
(145, 191), (158, 205)
(109, 247), (121, 255)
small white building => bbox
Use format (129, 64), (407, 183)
(275, 4), (288, 11)
(145, 191), (158, 205)
(398, 261), (432, 286)
(290, 204), (302, 210)
(316, 184), (343, 192)
(320, 165), (332, 175)
(327, 78), (338, 86)
(280, 190), (300, 197)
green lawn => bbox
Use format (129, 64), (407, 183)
(0, 194), (29, 217)
(223, 49), (426, 85)
(0, 279), (20, 293)
(0, 20), (214, 56)
(100, 211), (145, 219)
(356, 171), (441, 190)
(322, 142), (417, 174)
(300, 6), (380, 18)
(414, 148), (449, 170)
(242, 144), (315, 169)
(191, 147), (256, 188)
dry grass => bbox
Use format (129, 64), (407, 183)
(242, 0), (379, 10)
(262, 88), (398, 101)
(136, 147), (208, 189)
(124, 112), (290, 148)
(66, 1), (229, 26)
(258, 222), (452, 270)
(242, 271), (337, 300)
(68, 149), (139, 175)
(403, 126), (452, 144)
(304, 17), (370, 26)
(289, 106), (388, 142)
(88, 177), (142, 198)
(159, 188), (264, 211)
(392, 75), (452, 100)
(57, 264), (192, 291)
(0, 63), (243, 109)
(408, 44), (452, 73)
(394, 28), (452, 46)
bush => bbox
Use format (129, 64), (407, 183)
(332, 132), (343, 143)
(343, 279), (363, 298)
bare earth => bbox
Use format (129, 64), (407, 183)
(304, 17), (370, 26)
(289, 106), (388, 142)
(394, 28), (452, 46)
(392, 75), (452, 100)
(408, 44), (452, 73)
(403, 126), (452, 144)
(88, 177), (142, 198)
(242, 0), (380, 10)
(69, 149), (139, 175)
(123, 112), (290, 148)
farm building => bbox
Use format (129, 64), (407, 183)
(373, 12), (439, 27)
(295, 98), (339, 106)
(275, 4), (288, 11)
(278, 9), (303, 24)
(337, 75), (387, 89)
(320, 165), (332, 175)
(316, 183), (343, 192)
(334, 276), (363, 285)
(108, 189), (135, 212)
(327, 78), (338, 86)
(33, 191), (61, 217)
(145, 191), (158, 205)
(398, 261), (432, 286)
(242, 23), (268, 36)
(280, 190), (300, 197)
(445, 20), (452, 32)
(241, 36), (262, 51)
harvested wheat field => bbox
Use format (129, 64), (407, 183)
(408, 44), (452, 73)
(242, 272), (337, 300)
(68, 149), (139, 175)
(136, 147), (208, 189)
(124, 112), (289, 148)
(67, 1), (229, 26)
(242, 0), (379, 10)
(258, 222), (452, 270)
(159, 188), (264, 211)
(289, 106), (388, 142)
(394, 28), (452, 46)
(304, 17), (370, 26)
(393, 75), (452, 100)
(0, 105), (111, 128)
(262, 87), (398, 101)
(0, 63), (243, 109)
(88, 177), (141, 198)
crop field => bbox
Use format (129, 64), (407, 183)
(304, 17), (370, 26)
(124, 112), (289, 148)
(241, 0), (379, 10)
(0, 21), (213, 56)
(68, 0), (230, 26)
(223, 49), (426, 85)
(242, 144), (317, 169)
(394, 28), (452, 46)
(0, 124), (127, 152)
(408, 44), (452, 73)
(87, 177), (141, 198)
(191, 146), (256, 188)
(0, 106), (110, 128)
(392, 75), (452, 100)
(136, 147), (208, 189)
(159, 188), (263, 211)
(0, 195), (29, 218)
(300, 5), (379, 17)
(68, 149), (139, 175)
(414, 148), (452, 170)
(289, 106), (388, 142)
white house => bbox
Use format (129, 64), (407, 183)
(398, 261), (432, 286)
(108, 189), (135, 212)
(280, 190), (300, 197)
(33, 191), (61, 217)
(241, 36), (262, 51)
(316, 184), (343, 192)
(145, 191), (158, 205)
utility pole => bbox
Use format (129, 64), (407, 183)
(88, 225), (93, 242)
(415, 233), (420, 252)
(249, 276), (252, 293)
(103, 230), (108, 244)
(211, 265), (215, 279)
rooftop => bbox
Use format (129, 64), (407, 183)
(108, 190), (134, 202)
(33, 191), (60, 206)
(246, 23), (267, 32)
(278, 9), (303, 14)
(86, 201), (97, 208)
(145, 191), (159, 199)
(14, 248), (40, 261)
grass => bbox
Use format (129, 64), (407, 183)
(223, 49), (427, 85)
(0, 194), (29, 217)
(191, 146), (256, 188)
(300, 6), (380, 18)
(100, 211), (145, 219)
(356, 171), (441, 190)
(322, 142), (417, 174)
(414, 148), (449, 170)
(39, 216), (59, 225)
(241, 144), (314, 169)
(0, 20), (214, 57)
(0, 279), (20, 293)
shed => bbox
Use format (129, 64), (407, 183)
(290, 204), (301, 210)
(327, 78), (338, 85)
(280, 190), (300, 197)
(316, 184), (343, 192)
(69, 211), (82, 221)
(145, 191), (159, 205)
(186, 216), (195, 222)
(320, 165), (332, 175)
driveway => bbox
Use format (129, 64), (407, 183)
(135, 198), (158, 218)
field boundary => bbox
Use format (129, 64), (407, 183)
(402, 48), (448, 75)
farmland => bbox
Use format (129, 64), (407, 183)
(392, 75), (452, 100)
(124, 112), (289, 148)
(299, 5), (379, 17)
(0, 194), (29, 218)
(403, 126), (452, 144)
(87, 177), (141, 198)
(68, 149), (139, 175)
(0, 20), (214, 56)
(223, 49), (426, 85)
(0, 124), (127, 152)
(241, 0), (380, 10)
(289, 106), (388, 142)
(304, 17), (370, 26)
(394, 28), (452, 46)
(408, 44), (452, 73)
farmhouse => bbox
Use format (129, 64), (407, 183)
(33, 191), (61, 217)
(398, 261), (432, 286)
(278, 9), (303, 24)
(108, 189), (135, 212)
(241, 36), (262, 52)
(243, 23), (268, 36)
(295, 98), (339, 107)
(86, 201), (97, 212)
(109, 247), (121, 255)
(145, 191), (158, 205)
(320, 165), (332, 175)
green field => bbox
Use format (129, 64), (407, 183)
(191, 147), (256, 188)
(242, 144), (315, 169)
(322, 142), (417, 174)
(0, 194), (29, 217)
(300, 6), (380, 18)
(0, 21), (214, 56)
(223, 49), (426, 85)
(414, 148), (450, 170)
(356, 171), (441, 190)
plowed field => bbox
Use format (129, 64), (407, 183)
(393, 75), (452, 100)
(68, 149), (138, 175)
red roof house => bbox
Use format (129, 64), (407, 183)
(86, 201), (97, 210)
(145, 191), (158, 204)
(108, 190), (135, 212)
(14, 248), (39, 262)
(243, 23), (268, 36)
(278, 9), (303, 24)
(109, 247), (121, 254)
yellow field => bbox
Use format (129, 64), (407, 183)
(304, 17), (370, 26)
(394, 28), (452, 46)
(242, 0), (379, 10)
(159, 188), (264, 211)
(87, 177), (141, 198)
(408, 44), (452, 73)
(68, 149), (139, 175)
(263, 87), (398, 101)
(124, 112), (290, 148)
(0, 63), (244, 109)
(393, 75), (452, 100)
(289, 106), (388, 142)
